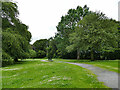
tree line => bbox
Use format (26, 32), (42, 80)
(33, 5), (120, 61)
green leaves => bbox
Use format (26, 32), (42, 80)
(33, 39), (48, 58)
(2, 1), (32, 63)
(2, 31), (29, 59)
(55, 5), (90, 59)
(67, 12), (119, 60)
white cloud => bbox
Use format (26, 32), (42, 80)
(15, 0), (120, 44)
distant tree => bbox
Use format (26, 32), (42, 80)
(46, 38), (56, 60)
(67, 12), (119, 61)
(33, 39), (48, 58)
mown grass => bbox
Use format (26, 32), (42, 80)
(2, 59), (107, 88)
(56, 59), (119, 73)
(0, 68), (2, 90)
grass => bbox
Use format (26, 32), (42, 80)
(0, 68), (2, 90)
(55, 59), (119, 73)
(2, 59), (108, 88)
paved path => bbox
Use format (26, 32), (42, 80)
(65, 62), (119, 88)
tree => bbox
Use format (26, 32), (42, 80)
(46, 37), (57, 60)
(33, 39), (48, 58)
(1, 1), (32, 63)
(56, 5), (90, 59)
(2, 30), (30, 61)
(67, 12), (119, 61)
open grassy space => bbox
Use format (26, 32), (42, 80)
(2, 59), (108, 88)
(56, 59), (119, 73)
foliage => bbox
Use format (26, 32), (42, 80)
(2, 30), (29, 59)
(1, 1), (32, 64)
(67, 12), (119, 60)
(2, 50), (14, 66)
(28, 49), (36, 58)
(37, 50), (46, 58)
(55, 5), (90, 59)
(33, 39), (48, 52)
(33, 39), (48, 58)
(46, 38), (57, 60)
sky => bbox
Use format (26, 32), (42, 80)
(14, 0), (120, 44)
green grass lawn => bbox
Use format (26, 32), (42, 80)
(55, 59), (119, 73)
(2, 59), (108, 88)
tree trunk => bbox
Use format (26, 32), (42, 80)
(91, 49), (94, 61)
(14, 58), (18, 62)
(77, 49), (80, 60)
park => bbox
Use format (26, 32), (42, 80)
(1, 0), (120, 89)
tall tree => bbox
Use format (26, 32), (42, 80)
(56, 5), (90, 59)
(1, 1), (32, 63)
(67, 12), (119, 60)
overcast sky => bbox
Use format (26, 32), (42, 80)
(14, 0), (119, 44)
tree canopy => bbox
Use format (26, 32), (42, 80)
(33, 39), (48, 58)
(55, 5), (90, 59)
(1, 1), (32, 65)
(66, 12), (119, 60)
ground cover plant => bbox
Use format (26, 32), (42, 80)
(56, 59), (119, 73)
(2, 59), (107, 88)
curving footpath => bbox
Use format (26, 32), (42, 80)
(65, 62), (119, 88)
